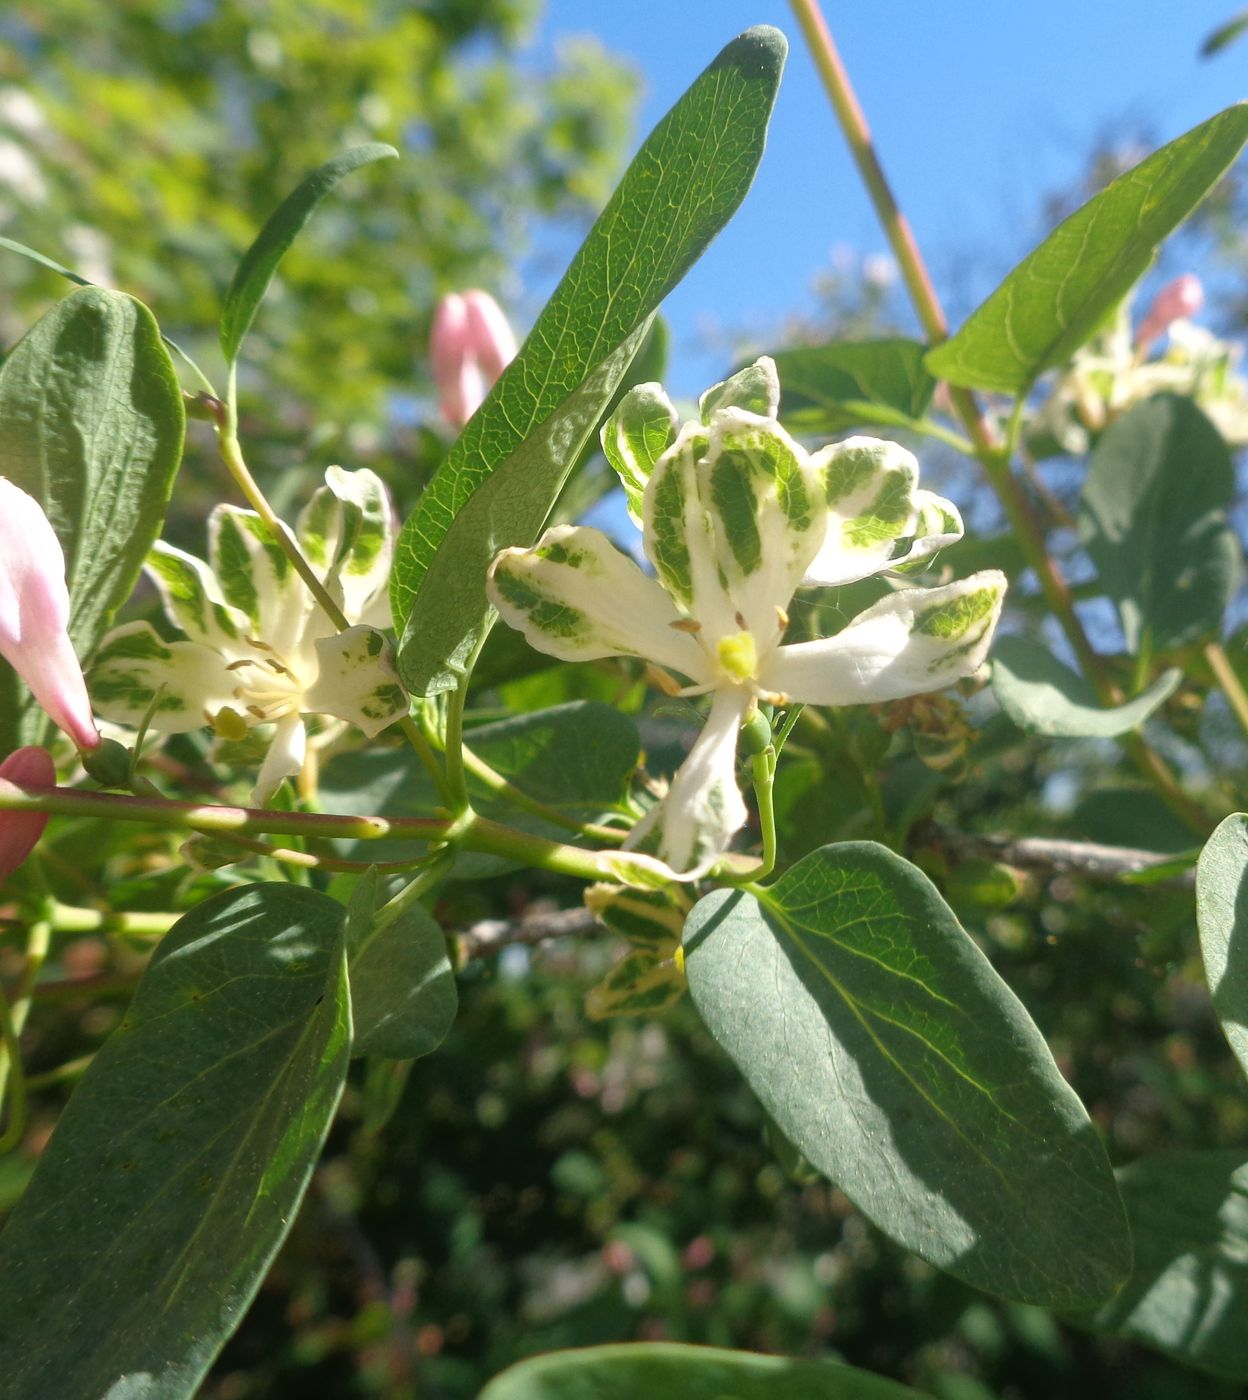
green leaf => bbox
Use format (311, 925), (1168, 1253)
(1089, 1150), (1248, 1380)
(479, 1342), (926, 1400)
(992, 636), (1181, 737)
(346, 868), (457, 1060)
(683, 842), (1131, 1307)
(0, 286), (185, 750)
(0, 234), (91, 286)
(219, 143), (398, 366)
(0, 883), (349, 1398)
(767, 339), (936, 434)
(390, 27), (787, 696)
(1080, 394), (1239, 653)
(1202, 9), (1248, 57)
(1196, 813), (1248, 1080)
(926, 105), (1248, 393)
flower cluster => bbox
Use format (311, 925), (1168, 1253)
(488, 358), (1005, 877)
(89, 467), (408, 803)
(1035, 275), (1248, 453)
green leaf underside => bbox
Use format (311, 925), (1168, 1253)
(926, 104), (1248, 393)
(1196, 813), (1248, 1080)
(683, 842), (1130, 1307)
(767, 339), (936, 433)
(0, 286), (185, 751)
(346, 867), (458, 1060)
(1088, 1150), (1248, 1381)
(479, 1343), (925, 1400)
(0, 883), (349, 1399)
(219, 143), (398, 365)
(390, 26), (786, 695)
(992, 635), (1182, 737)
(1080, 394), (1239, 654)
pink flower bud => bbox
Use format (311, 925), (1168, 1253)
(430, 290), (518, 427)
(0, 746), (54, 884)
(1136, 275), (1205, 351)
(0, 477), (100, 751)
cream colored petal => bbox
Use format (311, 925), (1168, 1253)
(305, 625), (407, 738)
(252, 712), (307, 805)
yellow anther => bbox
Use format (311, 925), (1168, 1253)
(716, 629), (757, 682)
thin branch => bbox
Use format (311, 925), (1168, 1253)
(456, 906), (599, 963)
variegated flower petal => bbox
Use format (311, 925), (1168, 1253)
(624, 686), (750, 878)
(209, 505), (312, 645)
(89, 622), (238, 732)
(888, 490), (965, 572)
(699, 355), (780, 423)
(804, 437), (922, 587)
(762, 571), (1007, 706)
(253, 711), (307, 805)
(298, 466), (393, 627)
(144, 542), (248, 654)
(698, 409), (828, 647)
(600, 382), (679, 528)
(305, 625), (407, 738)
(488, 525), (711, 683)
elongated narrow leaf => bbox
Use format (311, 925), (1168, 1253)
(219, 143), (397, 365)
(1080, 395), (1238, 654)
(1089, 1150), (1248, 1380)
(0, 234), (91, 286)
(684, 842), (1130, 1307)
(766, 339), (935, 434)
(1202, 10), (1248, 57)
(347, 867), (457, 1059)
(1196, 813), (1248, 1080)
(0, 286), (185, 749)
(0, 883), (350, 1398)
(992, 635), (1181, 737)
(391, 27), (786, 695)
(926, 105), (1248, 392)
(479, 1343), (925, 1400)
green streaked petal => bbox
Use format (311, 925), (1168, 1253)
(89, 622), (237, 732)
(642, 422), (707, 612)
(600, 382), (679, 527)
(299, 466), (393, 628)
(585, 948), (686, 1020)
(305, 625), (407, 737)
(144, 543), (247, 652)
(584, 882), (691, 951)
(699, 355), (780, 423)
(209, 505), (310, 644)
(488, 525), (710, 682)
(890, 490), (964, 571)
(805, 436), (922, 586)
(763, 571), (1007, 706)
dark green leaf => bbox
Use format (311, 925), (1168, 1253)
(1089, 1150), (1248, 1380)
(346, 867), (457, 1060)
(0, 286), (185, 750)
(219, 143), (398, 365)
(479, 1342), (925, 1400)
(0, 883), (349, 1398)
(992, 635), (1181, 737)
(1080, 394), (1239, 653)
(1202, 10), (1248, 57)
(926, 105), (1248, 392)
(767, 339), (935, 434)
(390, 27), (787, 695)
(1196, 813), (1248, 1079)
(683, 842), (1131, 1307)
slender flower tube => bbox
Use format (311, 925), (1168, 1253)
(430, 290), (518, 427)
(0, 746), (54, 884)
(489, 359), (1005, 877)
(1135, 274), (1204, 351)
(0, 477), (100, 751)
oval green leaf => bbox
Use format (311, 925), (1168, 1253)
(1196, 812), (1248, 1080)
(767, 338), (936, 434)
(0, 286), (185, 749)
(926, 104), (1248, 393)
(219, 142), (398, 366)
(992, 635), (1182, 737)
(683, 842), (1131, 1307)
(479, 1343), (926, 1400)
(390, 27), (786, 695)
(0, 883), (350, 1399)
(1080, 394), (1239, 654)
(1089, 1150), (1248, 1380)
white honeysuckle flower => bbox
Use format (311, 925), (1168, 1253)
(90, 466), (407, 803)
(489, 359), (1005, 878)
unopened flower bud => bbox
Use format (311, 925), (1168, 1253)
(429, 290), (517, 427)
(0, 746), (54, 884)
(80, 737), (132, 788)
(0, 477), (100, 751)
(1136, 274), (1204, 351)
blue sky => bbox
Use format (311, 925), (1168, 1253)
(528, 1), (1247, 395)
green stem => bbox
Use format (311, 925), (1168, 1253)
(443, 676), (471, 816)
(44, 904), (179, 938)
(1205, 641), (1248, 744)
(458, 745), (625, 845)
(0, 914), (51, 1153)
